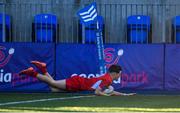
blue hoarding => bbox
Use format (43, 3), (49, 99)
(0, 43), (55, 92)
(56, 44), (164, 91)
(165, 44), (180, 90)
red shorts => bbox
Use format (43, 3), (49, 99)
(66, 76), (82, 91)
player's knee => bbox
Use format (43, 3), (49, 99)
(49, 80), (57, 87)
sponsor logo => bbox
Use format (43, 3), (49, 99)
(121, 72), (148, 87)
(0, 69), (12, 83)
(0, 46), (38, 86)
(0, 46), (14, 68)
(0, 46), (14, 83)
(70, 47), (149, 86)
(71, 73), (121, 84)
(11, 73), (38, 87)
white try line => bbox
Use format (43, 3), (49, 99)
(0, 95), (95, 106)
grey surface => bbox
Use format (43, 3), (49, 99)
(0, 0), (180, 43)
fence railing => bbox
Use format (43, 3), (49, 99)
(0, 3), (180, 43)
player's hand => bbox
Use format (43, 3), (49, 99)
(103, 93), (111, 96)
(123, 93), (136, 96)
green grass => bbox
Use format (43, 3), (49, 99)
(0, 93), (180, 112)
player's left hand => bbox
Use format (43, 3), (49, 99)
(123, 93), (136, 96)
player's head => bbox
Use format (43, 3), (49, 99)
(108, 64), (122, 80)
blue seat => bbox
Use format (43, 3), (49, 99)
(127, 15), (151, 43)
(173, 16), (180, 43)
(0, 13), (11, 42)
(33, 14), (57, 42)
(79, 16), (105, 43)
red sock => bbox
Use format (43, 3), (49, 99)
(19, 67), (38, 77)
(41, 68), (47, 74)
(32, 70), (38, 77)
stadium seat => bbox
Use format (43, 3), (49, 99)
(173, 16), (180, 43)
(127, 15), (151, 43)
(33, 14), (57, 42)
(0, 13), (11, 42)
(79, 16), (105, 44)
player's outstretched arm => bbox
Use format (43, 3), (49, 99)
(94, 87), (111, 96)
(109, 91), (136, 96)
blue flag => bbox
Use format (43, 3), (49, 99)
(77, 2), (98, 26)
(77, 2), (106, 75)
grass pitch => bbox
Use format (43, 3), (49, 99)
(0, 93), (180, 112)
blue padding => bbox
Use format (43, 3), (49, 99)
(0, 43), (55, 92)
(34, 14), (57, 42)
(79, 16), (104, 43)
(36, 29), (53, 42)
(0, 14), (11, 42)
(128, 15), (150, 27)
(56, 44), (164, 91)
(176, 33), (180, 43)
(173, 16), (180, 26)
(128, 30), (148, 43)
(0, 14), (11, 27)
(173, 16), (180, 43)
(34, 14), (57, 24)
(127, 15), (151, 43)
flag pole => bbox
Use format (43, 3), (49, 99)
(77, 2), (106, 74)
(96, 18), (106, 75)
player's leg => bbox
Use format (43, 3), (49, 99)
(36, 73), (66, 90)
(30, 61), (61, 91)
(31, 61), (58, 82)
(44, 72), (62, 92)
(19, 67), (66, 90)
(44, 72), (54, 80)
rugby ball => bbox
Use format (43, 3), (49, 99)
(103, 86), (114, 94)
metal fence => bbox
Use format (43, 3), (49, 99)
(0, 2), (180, 43)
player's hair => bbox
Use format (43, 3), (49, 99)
(108, 65), (122, 73)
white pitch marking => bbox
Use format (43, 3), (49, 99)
(0, 95), (95, 106)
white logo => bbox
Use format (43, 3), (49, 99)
(71, 73), (121, 84)
(0, 69), (12, 83)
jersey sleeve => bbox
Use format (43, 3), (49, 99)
(91, 80), (102, 89)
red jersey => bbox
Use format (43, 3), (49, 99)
(66, 73), (113, 91)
